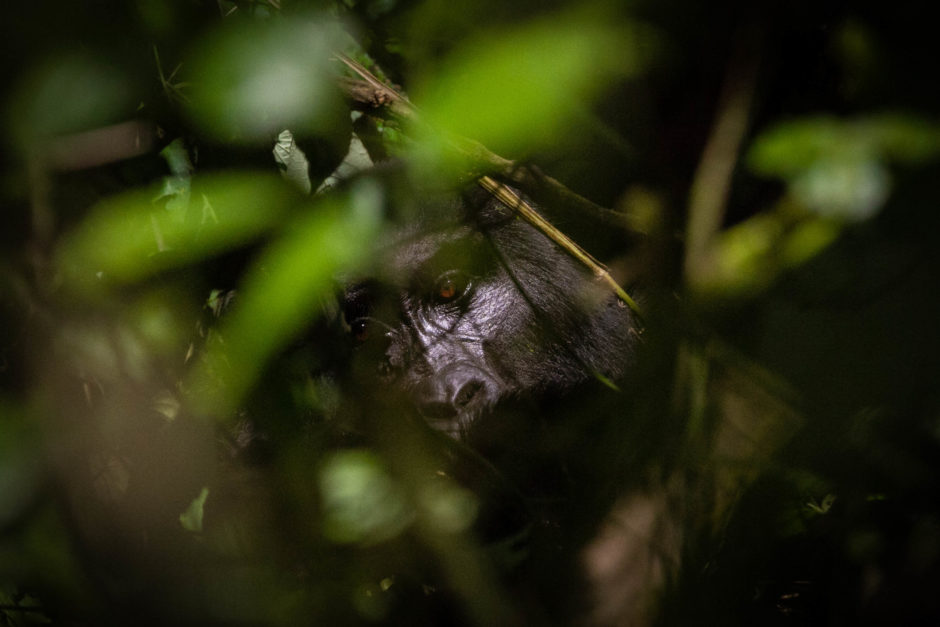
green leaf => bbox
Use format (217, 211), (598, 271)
(57, 173), (297, 289)
(189, 180), (383, 417)
(156, 138), (194, 219)
(273, 129), (312, 194)
(411, 13), (650, 166)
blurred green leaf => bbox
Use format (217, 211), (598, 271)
(319, 449), (413, 545)
(747, 114), (940, 221)
(7, 54), (131, 147)
(58, 173), (296, 288)
(0, 403), (42, 530)
(411, 13), (650, 168)
(704, 209), (841, 297)
(749, 116), (867, 179)
(189, 180), (383, 416)
(186, 19), (345, 143)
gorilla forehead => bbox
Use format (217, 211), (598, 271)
(378, 222), (492, 290)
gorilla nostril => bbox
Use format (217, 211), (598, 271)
(453, 380), (484, 408)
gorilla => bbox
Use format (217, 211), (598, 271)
(342, 182), (638, 441)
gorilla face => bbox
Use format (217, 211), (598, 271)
(343, 186), (636, 439)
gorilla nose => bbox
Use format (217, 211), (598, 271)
(414, 376), (486, 419)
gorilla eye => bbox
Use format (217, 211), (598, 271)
(350, 318), (370, 342)
(433, 271), (469, 304)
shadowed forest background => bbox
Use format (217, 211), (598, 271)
(3, 1), (940, 625)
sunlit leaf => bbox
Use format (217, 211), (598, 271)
(319, 449), (413, 545)
(58, 173), (296, 288)
(187, 19), (345, 143)
(411, 13), (650, 169)
(189, 180), (383, 416)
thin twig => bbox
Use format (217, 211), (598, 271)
(478, 176), (642, 318)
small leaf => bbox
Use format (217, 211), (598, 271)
(273, 129), (312, 194)
(180, 486), (210, 533)
(156, 138), (194, 220)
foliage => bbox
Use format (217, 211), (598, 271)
(3, 0), (940, 625)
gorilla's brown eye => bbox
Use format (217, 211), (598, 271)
(439, 278), (457, 300)
(433, 272), (467, 303)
